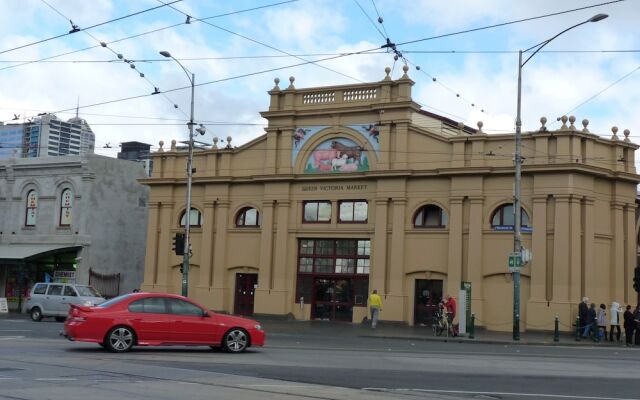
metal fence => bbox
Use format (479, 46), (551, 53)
(88, 268), (120, 299)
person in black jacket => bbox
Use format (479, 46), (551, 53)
(579, 297), (589, 334)
(623, 304), (635, 346)
(583, 303), (597, 341)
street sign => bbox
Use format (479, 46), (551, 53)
(508, 253), (522, 272)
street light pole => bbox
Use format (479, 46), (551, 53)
(512, 13), (608, 341)
(160, 50), (196, 297)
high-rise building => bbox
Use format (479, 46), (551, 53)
(117, 141), (153, 176)
(23, 114), (95, 157)
(0, 124), (24, 158)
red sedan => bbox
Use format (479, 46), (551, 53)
(63, 292), (265, 353)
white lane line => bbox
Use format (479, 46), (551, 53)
(0, 330), (32, 332)
(0, 336), (25, 340)
(0, 377), (18, 380)
(243, 384), (310, 388)
(35, 378), (78, 381)
(364, 388), (639, 400)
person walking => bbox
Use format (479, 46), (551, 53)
(583, 303), (597, 340)
(609, 301), (621, 342)
(623, 304), (634, 346)
(634, 305), (640, 346)
(596, 304), (607, 341)
(368, 289), (382, 329)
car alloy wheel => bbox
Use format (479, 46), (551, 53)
(30, 307), (43, 322)
(106, 326), (135, 352)
(224, 329), (248, 353)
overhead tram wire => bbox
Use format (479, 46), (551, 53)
(352, 0), (387, 41)
(551, 63), (640, 126)
(38, 0), (189, 119)
(393, 0), (626, 47)
(0, 0), (302, 72)
(5, 3), (625, 124)
(157, 0), (367, 84)
(0, 0), (183, 56)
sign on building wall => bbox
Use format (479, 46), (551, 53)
(0, 298), (8, 313)
(53, 271), (76, 283)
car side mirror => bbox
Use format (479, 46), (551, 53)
(202, 310), (210, 318)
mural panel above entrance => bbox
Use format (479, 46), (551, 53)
(304, 138), (370, 174)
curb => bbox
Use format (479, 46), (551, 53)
(358, 334), (630, 347)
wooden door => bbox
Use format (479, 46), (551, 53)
(234, 273), (257, 316)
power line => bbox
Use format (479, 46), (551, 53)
(0, 0), (301, 72)
(157, 0), (366, 84)
(0, 0), (183, 56)
(393, 0), (626, 47)
(352, 0), (386, 41)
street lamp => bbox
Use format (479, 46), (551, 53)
(512, 13), (608, 340)
(159, 50), (203, 297)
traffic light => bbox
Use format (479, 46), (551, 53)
(633, 266), (640, 293)
(172, 233), (185, 256)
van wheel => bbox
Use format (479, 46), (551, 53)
(55, 317), (66, 323)
(30, 307), (43, 322)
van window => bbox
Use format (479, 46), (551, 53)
(64, 286), (78, 296)
(47, 285), (63, 296)
(76, 286), (100, 297)
(33, 284), (48, 295)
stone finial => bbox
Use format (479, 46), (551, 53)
(582, 119), (589, 133)
(158, 140), (164, 152)
(458, 122), (465, 132)
(611, 126), (619, 141)
(226, 136), (233, 149)
(272, 77), (280, 91)
(171, 139), (177, 151)
(287, 76), (295, 89)
(539, 117), (547, 132)
(569, 115), (576, 130)
(212, 136), (219, 149)
(477, 121), (484, 134)
(624, 129), (631, 143)
(401, 64), (410, 79)
(560, 115), (568, 129)
(384, 66), (392, 81)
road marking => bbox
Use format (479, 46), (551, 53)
(0, 330), (32, 332)
(35, 378), (78, 381)
(243, 384), (310, 388)
(364, 388), (640, 400)
(0, 336), (24, 341)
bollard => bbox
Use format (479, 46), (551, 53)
(575, 315), (581, 341)
(469, 313), (475, 339)
(553, 315), (559, 342)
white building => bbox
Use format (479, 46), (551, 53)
(22, 114), (95, 158)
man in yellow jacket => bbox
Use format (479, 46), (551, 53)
(368, 289), (383, 328)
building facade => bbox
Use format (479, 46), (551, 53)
(0, 124), (24, 158)
(23, 114), (95, 158)
(141, 68), (639, 331)
(118, 141), (153, 176)
(0, 155), (149, 310)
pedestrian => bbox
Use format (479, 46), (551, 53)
(623, 304), (634, 346)
(583, 303), (597, 340)
(444, 294), (457, 336)
(596, 304), (607, 341)
(368, 289), (382, 329)
(609, 301), (621, 342)
(634, 305), (640, 346)
(578, 297), (589, 332)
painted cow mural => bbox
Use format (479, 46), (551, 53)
(304, 138), (369, 174)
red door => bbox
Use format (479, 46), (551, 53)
(234, 273), (257, 316)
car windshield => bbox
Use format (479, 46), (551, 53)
(75, 286), (100, 297)
(97, 293), (132, 308)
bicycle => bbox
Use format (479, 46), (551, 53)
(432, 307), (449, 337)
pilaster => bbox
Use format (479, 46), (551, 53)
(371, 198), (388, 295)
(211, 200), (230, 310)
(552, 195), (570, 302)
(447, 197), (464, 299)
(611, 201), (625, 302)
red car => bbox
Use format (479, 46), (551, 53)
(63, 292), (265, 353)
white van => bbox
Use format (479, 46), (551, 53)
(26, 283), (106, 322)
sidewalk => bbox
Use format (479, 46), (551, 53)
(257, 316), (631, 347)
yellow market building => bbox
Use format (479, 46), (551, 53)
(141, 66), (639, 332)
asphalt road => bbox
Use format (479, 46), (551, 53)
(1, 316), (639, 400)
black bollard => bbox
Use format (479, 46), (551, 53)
(469, 313), (475, 339)
(575, 315), (581, 341)
(554, 315), (559, 342)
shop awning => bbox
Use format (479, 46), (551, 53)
(0, 244), (82, 262)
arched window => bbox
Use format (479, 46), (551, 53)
(25, 190), (38, 227)
(59, 188), (73, 227)
(236, 207), (260, 227)
(491, 204), (530, 228)
(413, 204), (448, 228)
(179, 208), (202, 227)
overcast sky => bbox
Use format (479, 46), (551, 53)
(1, 0), (638, 157)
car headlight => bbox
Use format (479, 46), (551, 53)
(82, 300), (93, 306)
(254, 324), (262, 331)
